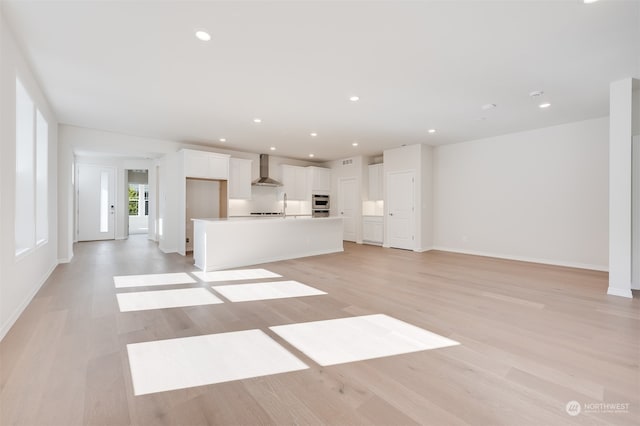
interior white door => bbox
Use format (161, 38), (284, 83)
(387, 170), (414, 250)
(77, 164), (116, 241)
(338, 177), (358, 242)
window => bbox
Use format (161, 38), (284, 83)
(129, 184), (149, 217)
(36, 110), (48, 244)
(15, 77), (48, 257)
(15, 78), (35, 256)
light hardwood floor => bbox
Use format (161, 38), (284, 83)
(1, 236), (638, 425)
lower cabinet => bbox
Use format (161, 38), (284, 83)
(362, 216), (383, 245)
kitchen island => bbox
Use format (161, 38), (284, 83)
(192, 217), (343, 271)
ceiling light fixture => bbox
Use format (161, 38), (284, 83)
(349, 96), (360, 102)
(253, 118), (262, 123)
(195, 30), (211, 41)
(310, 132), (318, 137)
(269, 146), (276, 151)
(219, 138), (226, 142)
(352, 142), (359, 147)
(428, 129), (436, 134)
(309, 154), (315, 158)
(583, 0), (599, 4)
(529, 90), (550, 109)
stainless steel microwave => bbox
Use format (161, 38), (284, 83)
(312, 194), (330, 210)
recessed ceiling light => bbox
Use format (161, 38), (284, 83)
(310, 132), (318, 137)
(428, 129), (436, 134)
(219, 138), (226, 142)
(583, 0), (599, 4)
(349, 96), (360, 102)
(539, 102), (551, 108)
(352, 142), (359, 147)
(481, 103), (497, 110)
(308, 153), (315, 158)
(269, 146), (276, 151)
(195, 30), (211, 41)
(253, 118), (262, 123)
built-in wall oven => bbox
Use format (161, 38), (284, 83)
(312, 194), (330, 217)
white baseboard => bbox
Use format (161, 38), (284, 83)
(607, 286), (633, 298)
(0, 261), (58, 342)
(431, 246), (608, 272)
(414, 246), (434, 253)
(57, 254), (74, 264)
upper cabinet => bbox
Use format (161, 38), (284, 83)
(281, 165), (307, 200)
(307, 166), (331, 193)
(182, 149), (229, 180)
(368, 163), (383, 200)
(229, 158), (252, 199)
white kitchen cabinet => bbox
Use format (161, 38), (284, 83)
(228, 158), (252, 199)
(368, 163), (383, 201)
(307, 166), (331, 193)
(362, 216), (383, 245)
(281, 164), (307, 200)
(182, 149), (229, 180)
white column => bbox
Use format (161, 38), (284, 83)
(608, 78), (634, 298)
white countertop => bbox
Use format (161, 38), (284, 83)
(192, 216), (336, 223)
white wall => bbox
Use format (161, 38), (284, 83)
(0, 12), (59, 340)
(433, 117), (609, 270)
(633, 87), (639, 290)
(607, 78), (637, 297)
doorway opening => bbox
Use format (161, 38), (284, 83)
(185, 178), (228, 252)
(128, 169), (149, 235)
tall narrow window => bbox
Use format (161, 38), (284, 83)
(36, 110), (48, 244)
(100, 171), (109, 232)
(15, 78), (35, 256)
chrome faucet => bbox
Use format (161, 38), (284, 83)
(282, 192), (287, 218)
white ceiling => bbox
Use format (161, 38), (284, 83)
(3, 0), (639, 161)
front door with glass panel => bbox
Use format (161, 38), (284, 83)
(77, 164), (116, 241)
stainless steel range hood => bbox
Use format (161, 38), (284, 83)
(252, 154), (283, 187)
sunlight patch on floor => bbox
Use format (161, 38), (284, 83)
(270, 314), (460, 366)
(191, 268), (282, 282)
(127, 330), (308, 395)
(116, 288), (223, 312)
(113, 272), (196, 288)
(211, 280), (326, 302)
